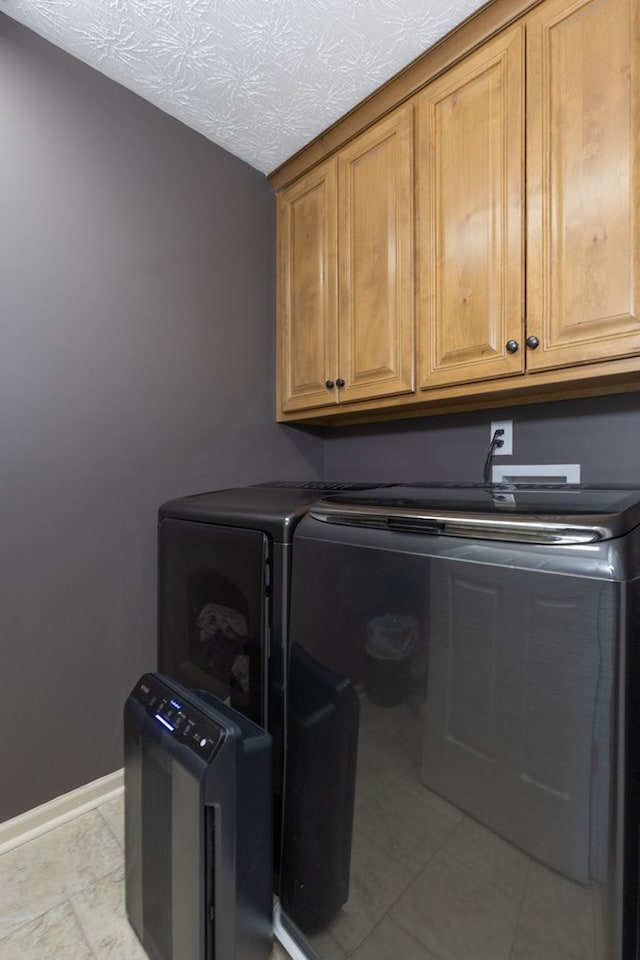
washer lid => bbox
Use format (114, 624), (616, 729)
(309, 483), (640, 544)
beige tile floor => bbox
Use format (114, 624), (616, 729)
(0, 795), (291, 960)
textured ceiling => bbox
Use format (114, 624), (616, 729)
(1, 0), (489, 174)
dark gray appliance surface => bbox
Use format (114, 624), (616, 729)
(156, 481), (385, 894)
(157, 484), (334, 725)
(159, 484), (330, 539)
(157, 480), (383, 730)
(311, 483), (640, 543)
(158, 481), (387, 539)
(124, 672), (272, 960)
(281, 485), (640, 960)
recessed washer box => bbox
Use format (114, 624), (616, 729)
(491, 463), (581, 484)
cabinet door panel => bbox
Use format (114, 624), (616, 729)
(526, 0), (640, 370)
(337, 105), (414, 403)
(277, 161), (338, 413)
(417, 27), (525, 390)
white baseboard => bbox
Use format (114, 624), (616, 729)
(0, 768), (124, 856)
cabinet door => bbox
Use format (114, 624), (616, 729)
(417, 27), (525, 390)
(526, 0), (640, 371)
(277, 160), (338, 413)
(337, 105), (415, 404)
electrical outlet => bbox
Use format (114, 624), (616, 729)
(490, 420), (513, 456)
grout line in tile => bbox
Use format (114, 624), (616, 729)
(96, 802), (123, 849)
(68, 891), (101, 960)
(0, 897), (97, 959)
(67, 897), (98, 960)
(0, 887), (72, 944)
(507, 857), (532, 960)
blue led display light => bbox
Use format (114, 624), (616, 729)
(154, 714), (175, 732)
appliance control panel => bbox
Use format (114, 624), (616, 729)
(132, 674), (225, 761)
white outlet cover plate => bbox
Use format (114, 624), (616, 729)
(490, 420), (513, 456)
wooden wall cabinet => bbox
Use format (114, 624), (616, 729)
(274, 0), (640, 424)
(277, 105), (414, 416)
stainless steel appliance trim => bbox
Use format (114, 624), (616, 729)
(309, 503), (610, 544)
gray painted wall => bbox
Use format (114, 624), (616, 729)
(0, 15), (322, 822)
(4, 12), (640, 826)
(324, 393), (640, 486)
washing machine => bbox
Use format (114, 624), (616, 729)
(278, 483), (640, 960)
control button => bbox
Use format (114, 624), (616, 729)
(200, 738), (207, 748)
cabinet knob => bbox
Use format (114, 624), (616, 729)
(506, 340), (519, 354)
(325, 379), (335, 389)
(336, 378), (345, 388)
(526, 335), (540, 349)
